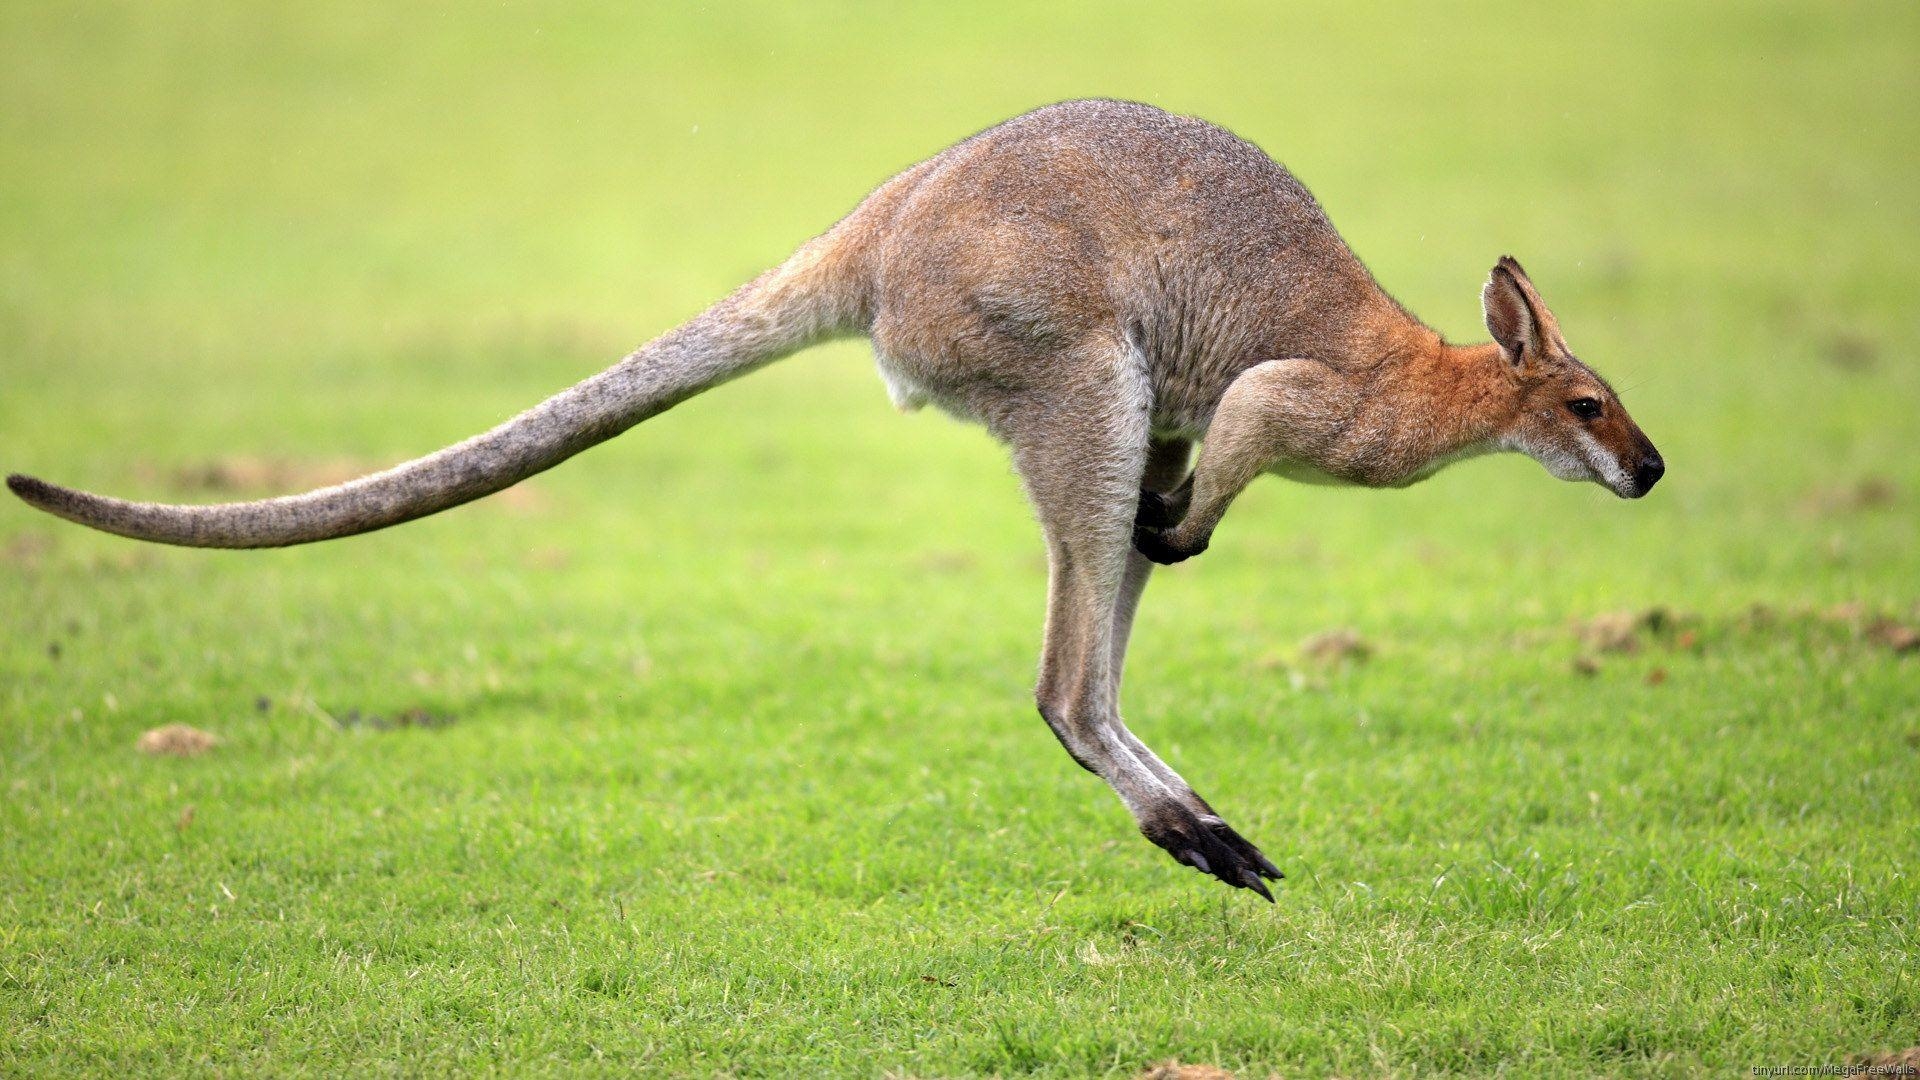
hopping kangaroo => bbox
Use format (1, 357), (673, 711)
(9, 100), (1662, 898)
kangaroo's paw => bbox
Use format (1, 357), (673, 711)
(1132, 523), (1207, 566)
(1139, 802), (1283, 899)
(1134, 489), (1179, 530)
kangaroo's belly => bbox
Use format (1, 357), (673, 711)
(869, 344), (997, 427)
(1268, 440), (1498, 489)
(1265, 458), (1361, 487)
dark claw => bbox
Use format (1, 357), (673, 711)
(1239, 867), (1274, 901)
(1143, 806), (1282, 899)
(1207, 821), (1283, 879)
(1203, 815), (1285, 881)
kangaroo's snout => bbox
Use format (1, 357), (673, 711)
(1630, 451), (1665, 498)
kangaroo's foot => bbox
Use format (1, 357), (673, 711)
(1138, 800), (1284, 899)
(1132, 522), (1207, 565)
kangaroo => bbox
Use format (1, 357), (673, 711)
(7, 100), (1662, 898)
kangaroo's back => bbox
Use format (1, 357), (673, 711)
(847, 100), (1421, 432)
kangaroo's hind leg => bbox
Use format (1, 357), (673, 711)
(1112, 436), (1191, 680)
(1109, 436), (1284, 886)
(1003, 357), (1280, 897)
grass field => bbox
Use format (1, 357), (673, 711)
(3, 2), (1917, 1076)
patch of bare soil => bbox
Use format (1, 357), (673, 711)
(1137, 1063), (1239, 1080)
(1568, 608), (1721, 676)
(137, 724), (218, 757)
(1867, 618), (1920, 654)
(1850, 1046), (1920, 1074)
(1576, 611), (1643, 653)
(1573, 606), (1699, 655)
(1571, 602), (1919, 670)
(1819, 604), (1920, 655)
(1824, 330), (1880, 372)
(1300, 628), (1372, 665)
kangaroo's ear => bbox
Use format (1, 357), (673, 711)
(1482, 256), (1567, 371)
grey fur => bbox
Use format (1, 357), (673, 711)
(8, 100), (1661, 896)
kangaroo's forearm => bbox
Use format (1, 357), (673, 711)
(1135, 359), (1336, 563)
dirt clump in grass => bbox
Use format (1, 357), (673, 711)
(1300, 628), (1372, 665)
(1866, 618), (1920, 655)
(1574, 607), (1698, 655)
(1137, 1063), (1239, 1080)
(1577, 612), (1643, 653)
(1823, 331), (1880, 372)
(1568, 608), (1713, 674)
(1605, 601), (1920, 659)
(1818, 603), (1920, 655)
(1850, 1046), (1920, 1072)
(137, 724), (219, 757)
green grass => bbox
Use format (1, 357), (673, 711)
(3, 1), (1917, 1075)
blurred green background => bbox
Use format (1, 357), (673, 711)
(2, 2), (1916, 1076)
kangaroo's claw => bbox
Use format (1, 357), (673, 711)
(1141, 804), (1282, 900)
(1203, 814), (1284, 882)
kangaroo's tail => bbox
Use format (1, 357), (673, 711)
(6, 240), (862, 548)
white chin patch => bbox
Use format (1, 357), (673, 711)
(1545, 455), (1592, 482)
(1508, 434), (1593, 483)
(1507, 432), (1629, 491)
(1573, 431), (1632, 493)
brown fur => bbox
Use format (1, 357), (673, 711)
(8, 100), (1662, 897)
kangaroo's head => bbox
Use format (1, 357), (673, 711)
(1481, 256), (1663, 498)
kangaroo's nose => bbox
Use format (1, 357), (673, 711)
(1633, 454), (1665, 496)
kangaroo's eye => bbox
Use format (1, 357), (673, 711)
(1567, 397), (1602, 420)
